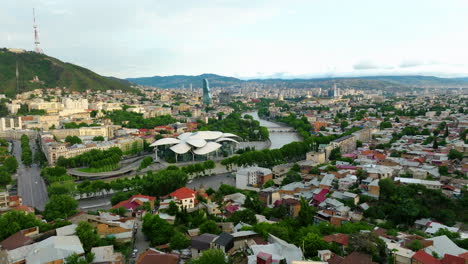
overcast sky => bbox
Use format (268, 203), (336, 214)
(2, 0), (468, 79)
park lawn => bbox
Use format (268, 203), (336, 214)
(76, 164), (120, 173)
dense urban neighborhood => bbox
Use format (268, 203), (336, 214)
(0, 68), (466, 264)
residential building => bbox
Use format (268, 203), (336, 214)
(169, 187), (197, 209)
(236, 166), (273, 190)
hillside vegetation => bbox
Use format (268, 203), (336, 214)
(128, 73), (468, 90)
(0, 48), (135, 97)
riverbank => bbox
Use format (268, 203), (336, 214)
(245, 111), (302, 149)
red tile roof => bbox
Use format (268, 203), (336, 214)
(313, 189), (329, 203)
(111, 194), (155, 210)
(458, 252), (468, 260)
(323, 233), (349, 246)
(412, 250), (441, 264)
(170, 187), (196, 200)
(441, 254), (465, 264)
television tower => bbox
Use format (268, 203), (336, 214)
(33, 8), (43, 54)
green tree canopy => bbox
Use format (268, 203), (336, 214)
(76, 222), (100, 252)
(199, 220), (221, 235)
(43, 194), (78, 221)
(190, 249), (229, 264)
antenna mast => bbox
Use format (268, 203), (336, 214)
(33, 8), (43, 54)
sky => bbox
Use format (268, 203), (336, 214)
(1, 0), (468, 79)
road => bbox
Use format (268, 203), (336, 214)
(78, 194), (112, 211)
(133, 220), (149, 260)
(187, 172), (235, 190)
(12, 140), (48, 211)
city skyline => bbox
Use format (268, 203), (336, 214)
(1, 0), (468, 79)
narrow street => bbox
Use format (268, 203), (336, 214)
(12, 140), (48, 211)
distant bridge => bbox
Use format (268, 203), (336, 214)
(267, 127), (296, 133)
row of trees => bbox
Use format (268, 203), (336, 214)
(221, 127), (360, 169)
(57, 147), (123, 169)
(64, 122), (101, 129)
(181, 160), (216, 178)
(20, 134), (32, 166)
(104, 110), (176, 129)
(138, 156), (153, 170)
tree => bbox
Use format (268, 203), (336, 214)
(139, 156), (153, 170)
(348, 232), (387, 263)
(298, 197), (316, 226)
(262, 179), (275, 189)
(76, 222), (100, 252)
(356, 168), (367, 181)
(329, 147), (341, 160)
(4, 156), (18, 173)
(43, 194), (78, 221)
(379, 121), (392, 130)
(281, 171), (302, 186)
(167, 201), (179, 216)
(448, 149), (463, 161)
(199, 220), (222, 235)
(65, 253), (95, 264)
(406, 240), (423, 251)
(170, 231), (190, 250)
(228, 209), (257, 225)
(340, 120), (349, 130)
(0, 169), (12, 187)
(142, 214), (173, 245)
(65, 136), (82, 145)
(190, 249), (229, 264)
(92, 136), (105, 141)
(140, 168), (188, 197)
(110, 191), (137, 206)
(434, 228), (461, 240)
(438, 165), (449, 176)
(0, 210), (46, 241)
(356, 140), (363, 148)
(301, 232), (331, 258)
(432, 137), (438, 149)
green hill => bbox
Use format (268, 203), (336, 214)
(127, 73), (243, 88)
(0, 48), (135, 97)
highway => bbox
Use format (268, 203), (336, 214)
(12, 140), (48, 211)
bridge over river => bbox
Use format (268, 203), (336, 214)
(245, 112), (302, 149)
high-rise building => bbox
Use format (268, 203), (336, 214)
(202, 79), (212, 105)
(219, 91), (231, 104)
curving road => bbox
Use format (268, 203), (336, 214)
(67, 154), (155, 178)
(13, 140), (48, 211)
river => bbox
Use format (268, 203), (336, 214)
(245, 112), (302, 149)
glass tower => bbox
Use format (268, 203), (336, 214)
(203, 78), (212, 105)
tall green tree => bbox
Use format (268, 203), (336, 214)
(4, 156), (18, 173)
(142, 214), (173, 246)
(170, 231), (190, 250)
(190, 249), (229, 264)
(76, 222), (100, 252)
(199, 220), (221, 235)
(43, 194), (78, 221)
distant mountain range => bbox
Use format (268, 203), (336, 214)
(127, 74), (468, 90)
(0, 48), (135, 96)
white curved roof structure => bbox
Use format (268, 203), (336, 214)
(193, 142), (222, 155)
(216, 137), (239, 144)
(151, 131), (239, 155)
(150, 138), (180, 147)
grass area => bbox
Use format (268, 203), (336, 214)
(76, 164), (120, 173)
